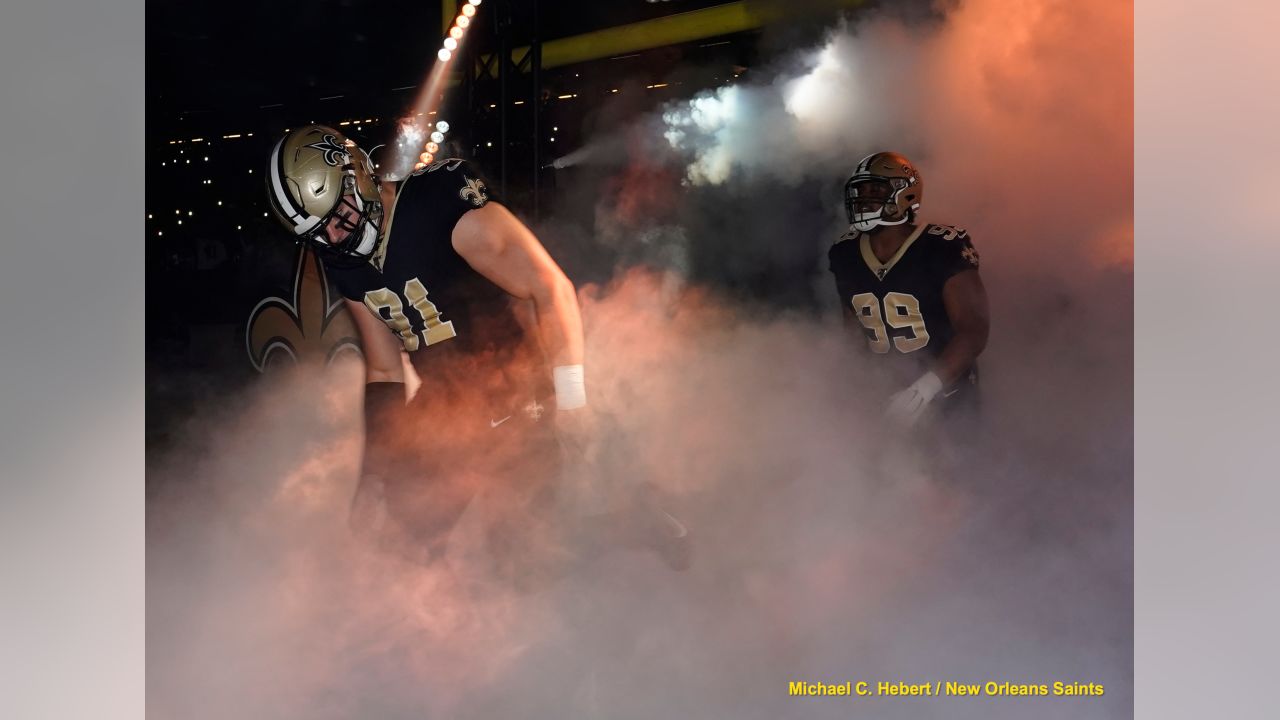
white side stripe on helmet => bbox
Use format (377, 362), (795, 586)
(268, 136), (320, 235)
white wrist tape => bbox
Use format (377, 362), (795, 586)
(913, 371), (943, 403)
(553, 364), (587, 410)
(883, 371), (944, 428)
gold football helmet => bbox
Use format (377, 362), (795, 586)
(266, 125), (383, 265)
(844, 151), (923, 232)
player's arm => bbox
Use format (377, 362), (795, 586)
(933, 268), (989, 386)
(346, 299), (405, 383)
(883, 234), (988, 428)
(883, 268), (989, 427)
(345, 299), (408, 537)
(452, 202), (587, 410)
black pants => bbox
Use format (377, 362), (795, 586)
(926, 376), (983, 487)
(383, 396), (564, 573)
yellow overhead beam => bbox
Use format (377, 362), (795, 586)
(542, 0), (866, 69)
(470, 0), (867, 78)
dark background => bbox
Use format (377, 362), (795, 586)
(144, 0), (872, 448)
(147, 0), (764, 356)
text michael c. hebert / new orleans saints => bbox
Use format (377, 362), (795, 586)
(788, 680), (1105, 698)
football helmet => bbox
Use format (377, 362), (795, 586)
(844, 151), (923, 232)
(266, 125), (384, 266)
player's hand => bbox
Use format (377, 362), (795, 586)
(348, 473), (389, 539)
(883, 371), (943, 429)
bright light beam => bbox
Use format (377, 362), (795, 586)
(383, 6), (486, 180)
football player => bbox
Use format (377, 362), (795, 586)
(266, 125), (688, 572)
(829, 151), (989, 432)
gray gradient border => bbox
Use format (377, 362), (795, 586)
(1135, 1), (1280, 718)
(1, 1), (1276, 717)
(0, 0), (145, 717)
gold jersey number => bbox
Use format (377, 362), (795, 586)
(363, 277), (457, 351)
(850, 291), (930, 354)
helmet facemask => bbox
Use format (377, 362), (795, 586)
(300, 171), (384, 267)
(845, 175), (917, 232)
(843, 151), (923, 233)
(267, 125), (385, 268)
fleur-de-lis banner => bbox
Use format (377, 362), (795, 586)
(246, 246), (362, 372)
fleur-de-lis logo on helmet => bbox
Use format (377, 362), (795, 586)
(303, 134), (351, 167)
(459, 176), (488, 207)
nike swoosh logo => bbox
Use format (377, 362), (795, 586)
(489, 415), (511, 428)
(942, 388), (960, 398)
(661, 511), (689, 539)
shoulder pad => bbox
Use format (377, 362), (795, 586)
(409, 158), (466, 176)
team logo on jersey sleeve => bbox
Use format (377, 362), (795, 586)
(962, 246), (980, 266)
(460, 176), (489, 207)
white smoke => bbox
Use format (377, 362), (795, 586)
(640, 0), (1132, 269)
(149, 1), (1133, 717)
(637, 19), (908, 188)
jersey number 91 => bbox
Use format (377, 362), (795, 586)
(363, 277), (457, 352)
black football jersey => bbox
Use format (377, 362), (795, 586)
(326, 159), (541, 406)
(828, 222), (981, 387)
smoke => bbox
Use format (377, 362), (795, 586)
(148, 1), (1132, 717)
(564, 0), (1132, 273)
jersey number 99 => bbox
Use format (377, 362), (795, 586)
(850, 292), (930, 354)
